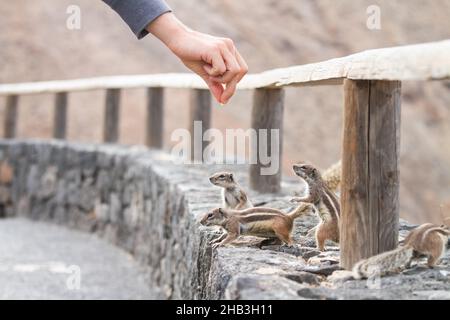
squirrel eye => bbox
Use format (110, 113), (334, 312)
(207, 213), (213, 218)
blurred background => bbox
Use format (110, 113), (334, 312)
(0, 0), (449, 224)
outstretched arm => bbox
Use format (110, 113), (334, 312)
(103, 0), (248, 104)
(103, 0), (171, 39)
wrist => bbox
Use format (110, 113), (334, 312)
(146, 12), (189, 53)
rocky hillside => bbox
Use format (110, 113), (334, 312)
(0, 0), (450, 223)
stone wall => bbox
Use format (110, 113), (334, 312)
(1, 139), (449, 300)
(0, 140), (224, 299)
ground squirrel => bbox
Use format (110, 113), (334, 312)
(209, 172), (253, 210)
(352, 223), (450, 279)
(290, 163), (340, 251)
(200, 203), (315, 249)
(322, 160), (341, 193)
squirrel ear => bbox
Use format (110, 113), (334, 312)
(218, 208), (224, 215)
(229, 173), (234, 180)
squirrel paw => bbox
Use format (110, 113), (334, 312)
(306, 228), (317, 238)
(211, 243), (222, 250)
(290, 197), (302, 203)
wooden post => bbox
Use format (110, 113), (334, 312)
(146, 88), (164, 149)
(189, 89), (211, 163)
(4, 95), (18, 138)
(249, 88), (284, 193)
(103, 88), (120, 143)
(340, 79), (401, 270)
(53, 92), (68, 139)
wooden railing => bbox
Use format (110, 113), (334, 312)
(1, 40), (449, 269)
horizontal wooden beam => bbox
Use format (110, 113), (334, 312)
(0, 40), (448, 95)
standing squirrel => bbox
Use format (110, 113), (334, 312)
(353, 223), (450, 279)
(209, 172), (253, 210)
(200, 203), (314, 249)
(290, 163), (340, 251)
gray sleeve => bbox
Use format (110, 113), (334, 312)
(103, 0), (172, 39)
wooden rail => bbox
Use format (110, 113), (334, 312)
(1, 40), (449, 269)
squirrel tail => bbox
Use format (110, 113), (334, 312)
(289, 202), (314, 220)
(322, 160), (342, 193)
(423, 226), (450, 237)
(352, 245), (414, 279)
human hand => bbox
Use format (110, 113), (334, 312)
(147, 13), (248, 104)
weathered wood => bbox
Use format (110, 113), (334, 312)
(4, 95), (18, 138)
(53, 92), (68, 139)
(146, 88), (164, 149)
(0, 40), (448, 95)
(103, 89), (120, 143)
(340, 79), (401, 270)
(249, 88), (284, 193)
(189, 89), (211, 162)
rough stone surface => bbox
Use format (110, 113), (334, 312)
(0, 139), (449, 300)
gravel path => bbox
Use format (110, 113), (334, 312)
(0, 218), (159, 299)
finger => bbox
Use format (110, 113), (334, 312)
(208, 48), (248, 84)
(208, 72), (235, 84)
(234, 49), (249, 83)
(202, 64), (214, 76)
(204, 63), (240, 84)
(207, 65), (239, 84)
(221, 38), (241, 62)
(205, 48), (227, 77)
(219, 45), (241, 80)
(203, 77), (224, 104)
(220, 77), (239, 104)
